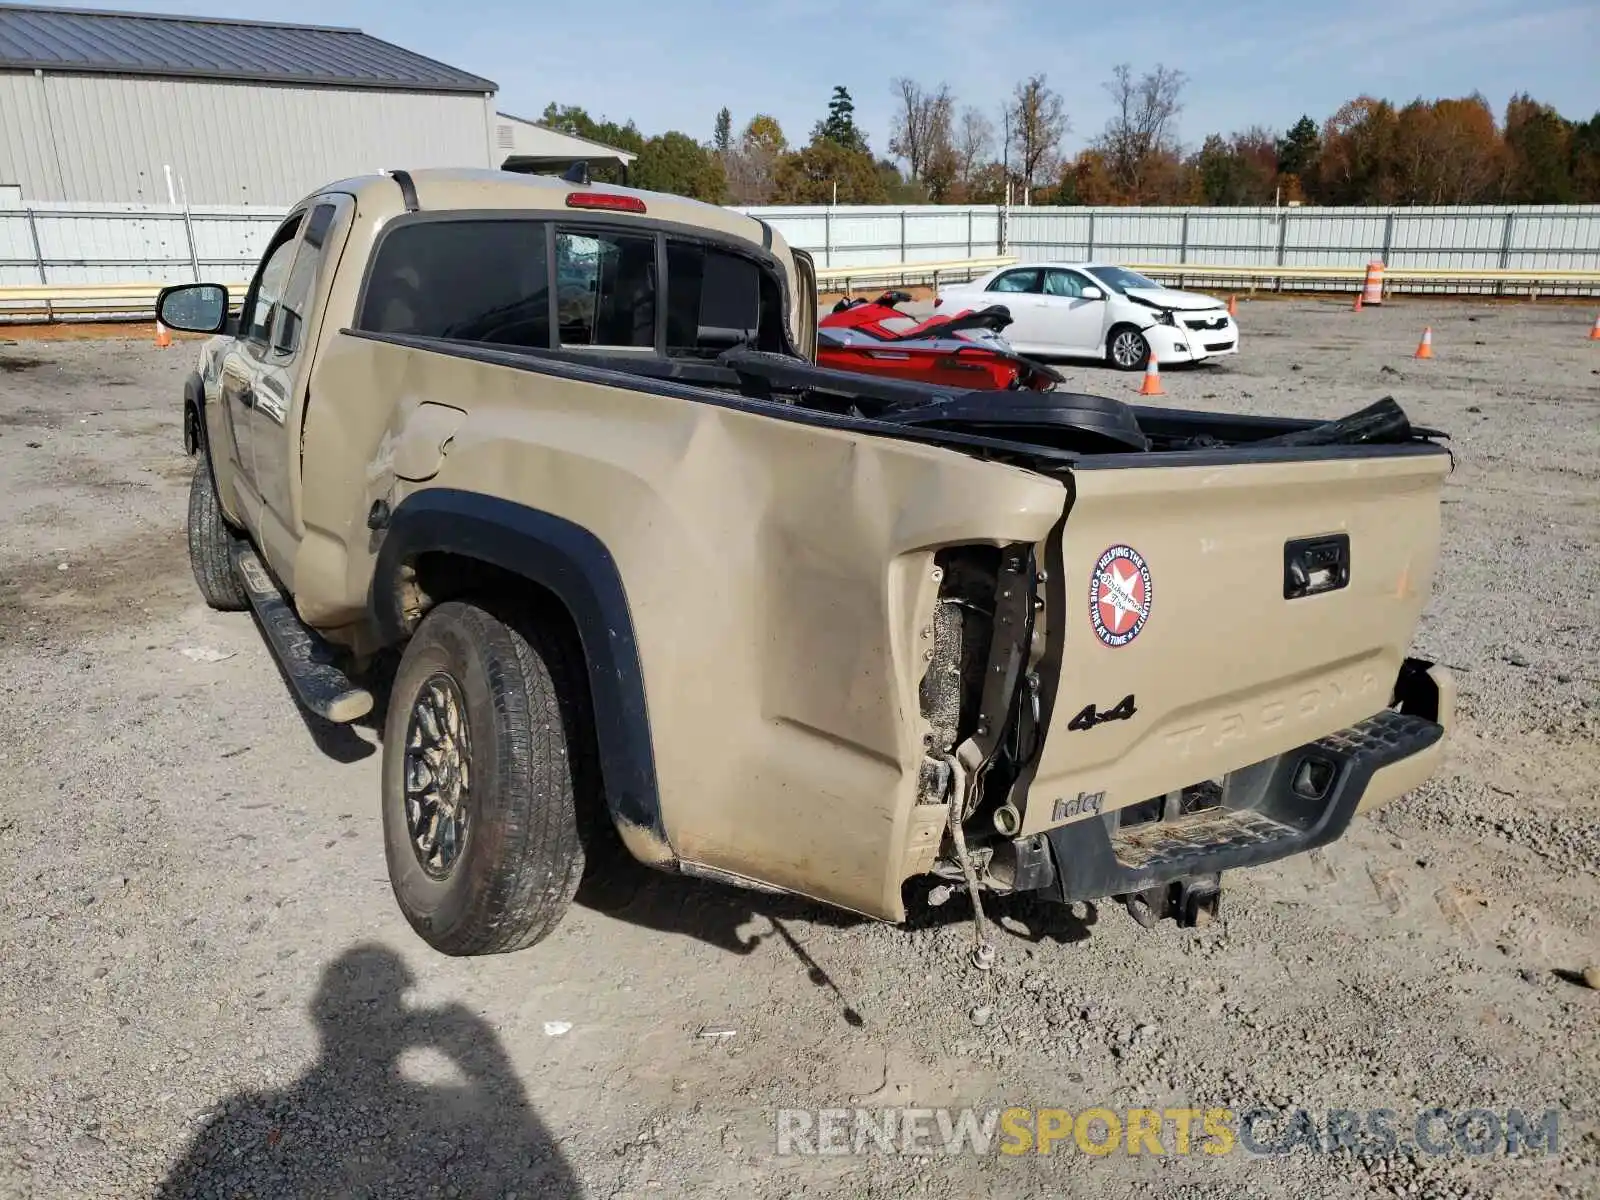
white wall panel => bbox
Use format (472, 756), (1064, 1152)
(1, 70), (492, 206)
(4, 199), (1598, 293)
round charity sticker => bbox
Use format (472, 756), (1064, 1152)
(1089, 544), (1152, 647)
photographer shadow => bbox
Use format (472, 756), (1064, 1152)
(157, 943), (579, 1199)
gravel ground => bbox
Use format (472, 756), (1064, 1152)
(1, 298), (1597, 1200)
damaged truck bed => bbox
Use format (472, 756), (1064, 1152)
(160, 168), (1453, 961)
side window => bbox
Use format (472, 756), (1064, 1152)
(240, 215), (304, 348)
(1043, 269), (1086, 299)
(988, 269), (1041, 294)
(666, 241), (783, 357)
(555, 229), (657, 348)
(359, 220), (550, 347)
(268, 202), (338, 359)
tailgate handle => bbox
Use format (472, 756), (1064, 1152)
(1284, 534), (1350, 599)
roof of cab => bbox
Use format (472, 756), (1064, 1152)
(319, 168), (776, 251)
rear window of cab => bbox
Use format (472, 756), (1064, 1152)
(358, 218), (789, 359)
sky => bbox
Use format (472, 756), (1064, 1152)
(25, 0), (1600, 157)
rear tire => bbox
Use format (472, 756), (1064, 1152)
(382, 600), (596, 955)
(1106, 325), (1151, 371)
(186, 452), (247, 611)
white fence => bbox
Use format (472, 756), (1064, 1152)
(743, 205), (1600, 293)
(4, 199), (1600, 294)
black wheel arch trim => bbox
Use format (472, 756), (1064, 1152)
(182, 370), (206, 455)
(369, 489), (666, 846)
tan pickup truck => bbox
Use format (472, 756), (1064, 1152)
(157, 167), (1454, 963)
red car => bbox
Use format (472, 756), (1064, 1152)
(817, 291), (1063, 391)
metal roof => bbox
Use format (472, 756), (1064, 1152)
(0, 4), (496, 94)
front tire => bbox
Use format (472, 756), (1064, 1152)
(186, 452), (247, 611)
(382, 600), (594, 956)
(1107, 325), (1151, 371)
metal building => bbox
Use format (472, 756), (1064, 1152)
(0, 4), (500, 206)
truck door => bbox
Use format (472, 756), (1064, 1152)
(220, 210), (307, 529)
(247, 197), (353, 582)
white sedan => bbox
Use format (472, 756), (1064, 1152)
(935, 262), (1239, 370)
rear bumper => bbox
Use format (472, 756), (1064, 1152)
(1036, 659), (1452, 904)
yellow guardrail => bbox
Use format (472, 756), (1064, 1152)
(812, 256), (1016, 291)
(1124, 263), (1600, 292)
(0, 281), (251, 321)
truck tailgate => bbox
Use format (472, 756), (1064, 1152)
(1021, 447), (1451, 834)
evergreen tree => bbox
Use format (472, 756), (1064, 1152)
(814, 86), (868, 154)
(1276, 115), (1320, 179)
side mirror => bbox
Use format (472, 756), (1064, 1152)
(157, 283), (229, 334)
(1081, 285), (1105, 301)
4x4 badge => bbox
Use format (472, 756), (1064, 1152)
(1089, 544), (1152, 647)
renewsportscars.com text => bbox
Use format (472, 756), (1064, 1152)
(775, 1106), (1561, 1159)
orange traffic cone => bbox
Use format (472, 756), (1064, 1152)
(1226, 294), (1238, 317)
(1588, 313), (1600, 340)
(155, 320), (172, 349)
(1138, 355), (1165, 396)
(1352, 291), (1364, 312)
(1414, 327), (1434, 359)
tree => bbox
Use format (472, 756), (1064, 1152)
(1195, 134), (1241, 205)
(951, 107), (995, 195)
(888, 78), (955, 184)
(1503, 94), (1574, 203)
(1007, 74), (1069, 202)
(1192, 128), (1278, 206)
(724, 114), (789, 205)
(713, 107), (733, 156)
(539, 103), (645, 184)
(963, 161), (1010, 205)
(772, 138), (887, 204)
(633, 131), (727, 203)
(813, 86), (869, 155)
(1095, 63), (1187, 202)
(1571, 112), (1600, 202)
(1061, 149), (1119, 205)
(1277, 115), (1320, 180)
(877, 159), (928, 203)
(1317, 97), (1399, 204)
(1391, 95), (1502, 205)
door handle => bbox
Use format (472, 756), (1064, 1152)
(1284, 534), (1350, 599)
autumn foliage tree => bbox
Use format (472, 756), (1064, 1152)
(722, 114), (788, 204)
(549, 79), (1600, 207)
(1007, 75), (1069, 202)
(1390, 95), (1502, 204)
(772, 138), (889, 204)
(1095, 64), (1187, 203)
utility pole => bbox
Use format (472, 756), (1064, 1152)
(1001, 104), (1010, 190)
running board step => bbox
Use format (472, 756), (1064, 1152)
(232, 547), (373, 724)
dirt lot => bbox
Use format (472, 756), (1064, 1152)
(1, 299), (1597, 1200)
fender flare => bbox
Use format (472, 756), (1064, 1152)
(182, 370), (206, 455)
(369, 489), (665, 846)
